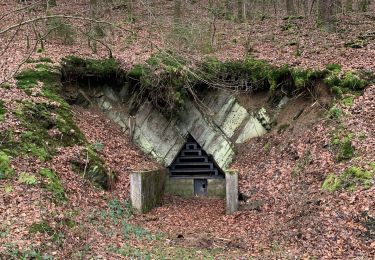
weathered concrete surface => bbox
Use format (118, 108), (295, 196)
(208, 179), (226, 198)
(225, 170), (238, 214)
(130, 169), (167, 213)
(165, 178), (194, 197)
(90, 87), (271, 170)
(165, 177), (226, 198)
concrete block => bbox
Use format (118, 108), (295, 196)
(130, 169), (167, 213)
(225, 170), (238, 214)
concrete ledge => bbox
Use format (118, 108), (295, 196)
(130, 169), (167, 213)
(225, 169), (238, 214)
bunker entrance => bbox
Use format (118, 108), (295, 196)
(168, 135), (224, 178)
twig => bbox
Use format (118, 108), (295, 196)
(83, 149), (89, 179)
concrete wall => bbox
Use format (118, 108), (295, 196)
(90, 87), (271, 170)
(130, 169), (167, 213)
(165, 177), (225, 198)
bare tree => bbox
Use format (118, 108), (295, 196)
(317, 0), (336, 31)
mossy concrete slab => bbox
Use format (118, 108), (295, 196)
(130, 169), (167, 213)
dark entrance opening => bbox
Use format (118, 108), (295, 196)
(168, 134), (224, 178)
(194, 179), (208, 196)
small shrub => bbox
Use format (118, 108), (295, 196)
(328, 105), (342, 120)
(18, 172), (37, 185)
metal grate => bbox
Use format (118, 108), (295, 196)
(168, 135), (223, 178)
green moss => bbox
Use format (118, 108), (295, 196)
(331, 129), (354, 162)
(326, 63), (342, 73)
(29, 222), (54, 236)
(39, 168), (66, 202)
(322, 174), (342, 192)
(0, 151), (14, 180)
(0, 100), (5, 121)
(14, 99), (86, 161)
(70, 147), (112, 189)
(341, 96), (354, 106)
(370, 162), (375, 171)
(26, 57), (53, 63)
(10, 65), (111, 189)
(15, 66), (60, 94)
(322, 166), (373, 192)
(0, 83), (11, 89)
(61, 56), (122, 79)
(291, 68), (322, 89)
(328, 105), (342, 120)
(18, 172), (37, 185)
(341, 71), (366, 90)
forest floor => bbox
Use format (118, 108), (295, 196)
(0, 0), (375, 259)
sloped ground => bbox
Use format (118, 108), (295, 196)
(131, 86), (375, 258)
(1, 65), (231, 258)
(2, 0), (375, 83)
(1, 1), (375, 258)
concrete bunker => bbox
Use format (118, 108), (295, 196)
(166, 134), (226, 198)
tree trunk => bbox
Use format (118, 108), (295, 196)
(303, 0), (309, 16)
(174, 0), (182, 23)
(317, 0), (335, 31)
(237, 0), (244, 21)
(359, 0), (371, 12)
(286, 0), (296, 16)
(225, 0), (234, 19)
(345, 0), (353, 12)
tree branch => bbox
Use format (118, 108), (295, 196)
(0, 15), (135, 36)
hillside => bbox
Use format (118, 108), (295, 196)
(1, 0), (375, 259)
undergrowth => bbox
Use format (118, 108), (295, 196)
(61, 53), (372, 116)
(322, 165), (374, 192)
(39, 168), (67, 202)
(330, 128), (355, 162)
(9, 62), (112, 189)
